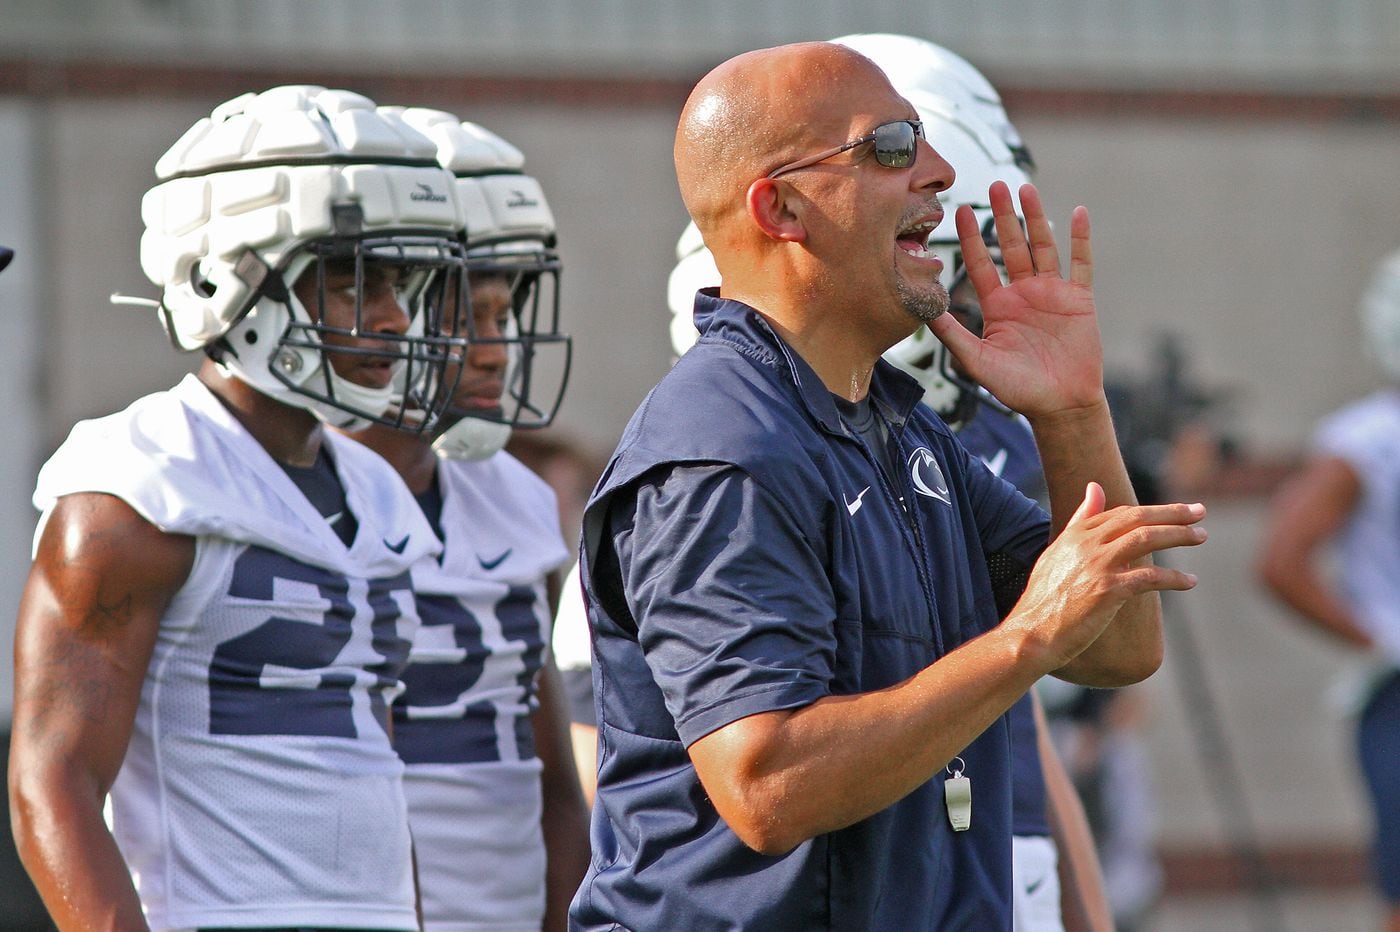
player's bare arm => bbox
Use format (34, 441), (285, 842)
(10, 493), (194, 930)
(1033, 690), (1113, 932)
(1256, 455), (1374, 649)
(532, 656), (591, 931)
(536, 566), (590, 930)
(933, 180), (1201, 685)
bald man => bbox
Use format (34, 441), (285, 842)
(573, 43), (1205, 930)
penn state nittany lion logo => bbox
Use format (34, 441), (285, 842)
(908, 447), (951, 505)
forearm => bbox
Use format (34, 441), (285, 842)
(1033, 693), (1112, 932)
(691, 624), (1046, 854)
(533, 663), (591, 929)
(1258, 553), (1373, 649)
(569, 724), (599, 808)
(540, 790), (590, 930)
(1256, 455), (1370, 650)
(1030, 400), (1164, 685)
(9, 764), (147, 930)
(1030, 398), (1138, 527)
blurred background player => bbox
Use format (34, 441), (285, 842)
(1257, 249), (1400, 931)
(556, 33), (1113, 931)
(347, 109), (589, 931)
(7, 86), (470, 929)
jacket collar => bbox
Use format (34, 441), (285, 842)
(691, 289), (925, 439)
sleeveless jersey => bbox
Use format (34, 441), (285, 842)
(1315, 389), (1400, 663)
(393, 452), (569, 930)
(32, 375), (438, 931)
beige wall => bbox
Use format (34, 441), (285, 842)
(1022, 113), (1400, 451)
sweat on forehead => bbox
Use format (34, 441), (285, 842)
(674, 42), (895, 221)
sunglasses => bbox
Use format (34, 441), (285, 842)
(767, 120), (924, 180)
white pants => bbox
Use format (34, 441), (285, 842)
(1012, 834), (1065, 932)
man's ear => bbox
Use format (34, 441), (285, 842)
(746, 178), (806, 243)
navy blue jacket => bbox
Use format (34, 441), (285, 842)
(572, 293), (1050, 931)
(956, 404), (1052, 838)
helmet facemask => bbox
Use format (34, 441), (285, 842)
(140, 85), (474, 431)
(391, 109), (574, 462)
(427, 246), (572, 461)
(879, 87), (1028, 427)
(215, 223), (472, 433)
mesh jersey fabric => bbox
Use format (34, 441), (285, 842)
(31, 374), (435, 931)
(395, 452), (569, 930)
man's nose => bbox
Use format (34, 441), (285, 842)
(468, 329), (510, 373)
(362, 287), (410, 336)
(915, 139), (955, 195)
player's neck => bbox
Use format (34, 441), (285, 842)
(344, 423), (437, 494)
(197, 360), (324, 467)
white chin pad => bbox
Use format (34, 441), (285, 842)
(431, 417), (511, 461)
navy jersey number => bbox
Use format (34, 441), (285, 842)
(209, 545), (413, 737)
(393, 585), (544, 764)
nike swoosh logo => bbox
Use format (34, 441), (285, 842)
(325, 511), (344, 526)
(383, 534), (410, 554)
(1024, 874), (1047, 896)
(843, 486), (871, 516)
(478, 548), (513, 571)
(981, 448), (1009, 477)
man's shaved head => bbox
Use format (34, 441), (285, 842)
(674, 42), (898, 239)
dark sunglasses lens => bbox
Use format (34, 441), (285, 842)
(874, 121), (917, 168)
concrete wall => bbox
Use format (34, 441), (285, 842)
(0, 102), (42, 727)
(1020, 113), (1400, 450)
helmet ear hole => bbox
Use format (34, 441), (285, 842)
(193, 268), (216, 299)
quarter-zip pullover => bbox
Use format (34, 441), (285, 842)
(573, 292), (1050, 931)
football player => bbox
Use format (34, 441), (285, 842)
(9, 86), (470, 929)
(1258, 249), (1400, 931)
(346, 110), (588, 931)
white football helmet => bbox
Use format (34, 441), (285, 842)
(832, 32), (1034, 172)
(667, 222), (719, 358)
(395, 109), (571, 460)
(140, 85), (471, 431)
(1360, 249), (1400, 382)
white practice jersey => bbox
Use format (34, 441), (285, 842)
(395, 452), (570, 931)
(550, 559), (591, 673)
(1315, 389), (1400, 663)
(32, 375), (438, 932)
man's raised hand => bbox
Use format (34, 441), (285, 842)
(929, 181), (1104, 418)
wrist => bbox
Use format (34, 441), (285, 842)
(1025, 394), (1112, 435)
(986, 612), (1063, 684)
